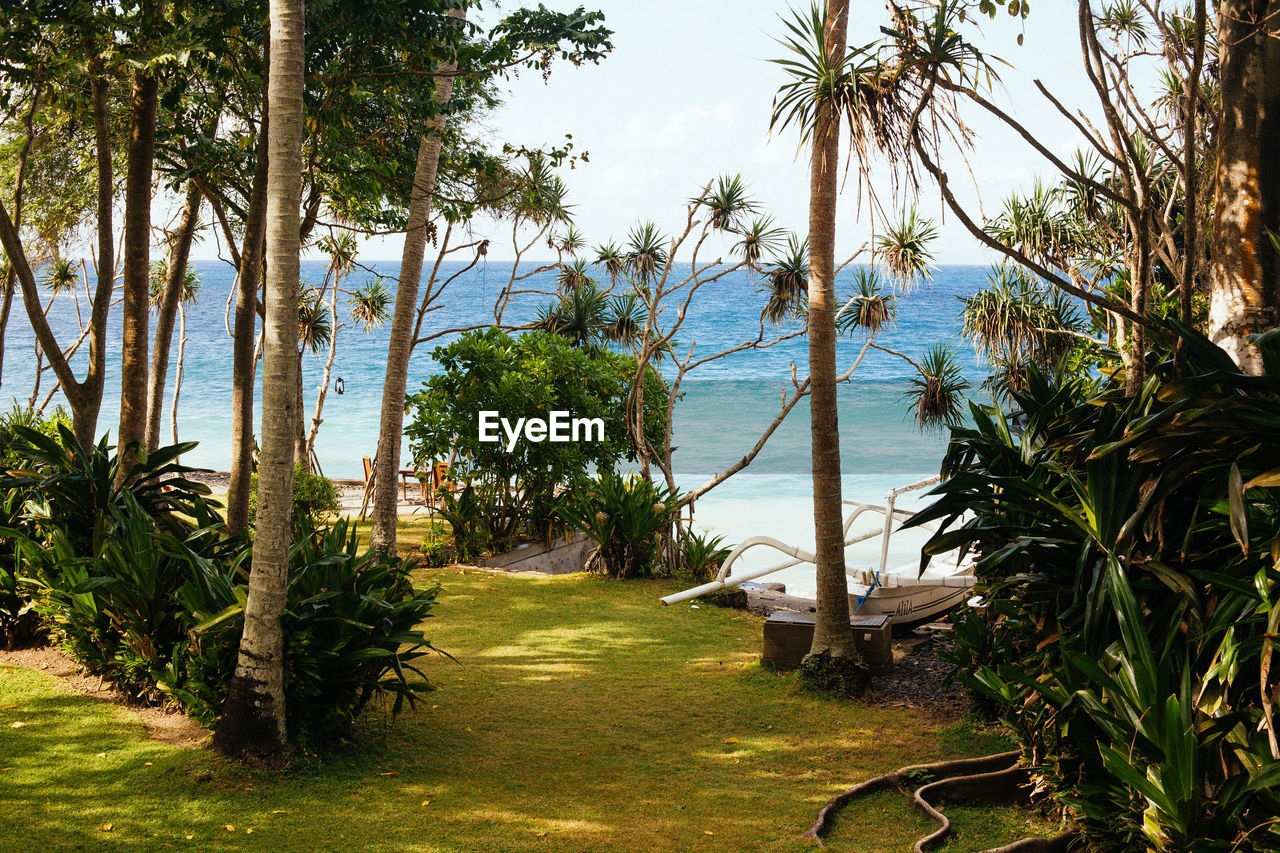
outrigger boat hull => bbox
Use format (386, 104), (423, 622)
(848, 582), (971, 627)
(661, 478), (976, 625)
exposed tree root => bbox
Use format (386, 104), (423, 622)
(802, 750), (1076, 852)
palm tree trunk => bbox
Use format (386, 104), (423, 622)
(369, 8), (465, 552)
(118, 70), (157, 469)
(213, 0), (304, 761)
(227, 70), (272, 535)
(1208, 0), (1280, 373)
(294, 349), (307, 468)
(806, 0), (859, 664)
(146, 181), (202, 451)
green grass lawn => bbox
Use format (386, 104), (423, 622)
(0, 567), (1058, 851)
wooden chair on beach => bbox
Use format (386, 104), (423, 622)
(360, 456), (430, 518)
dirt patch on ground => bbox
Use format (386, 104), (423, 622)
(0, 646), (208, 748)
(864, 630), (968, 720)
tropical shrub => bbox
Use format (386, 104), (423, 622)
(3, 425), (215, 556)
(418, 520), (458, 568)
(909, 328), (1280, 852)
(0, 489), (42, 648)
(3, 429), (438, 743)
(406, 328), (667, 547)
(563, 470), (681, 579)
(248, 463), (341, 534)
(435, 484), (492, 562)
(23, 492), (239, 701)
(0, 425), (219, 649)
(25, 507), (440, 742)
(679, 530), (730, 583)
(0, 403), (70, 468)
(187, 519), (442, 741)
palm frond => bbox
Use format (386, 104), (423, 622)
(348, 278), (391, 331)
(905, 344), (969, 431)
(694, 173), (760, 231)
(732, 215), (789, 267)
(761, 234), (809, 325)
(876, 208), (936, 291)
(625, 222), (667, 285)
(838, 267), (896, 335)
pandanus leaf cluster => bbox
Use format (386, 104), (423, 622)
(907, 328), (1280, 851)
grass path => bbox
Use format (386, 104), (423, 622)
(0, 568), (1054, 851)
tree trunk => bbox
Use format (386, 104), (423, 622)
(213, 0), (304, 761)
(227, 65), (272, 535)
(78, 71), (116, 447)
(0, 268), (13, 389)
(145, 180), (202, 451)
(294, 349), (307, 468)
(806, 0), (859, 663)
(1208, 0), (1280, 373)
(305, 287), (339, 461)
(171, 304), (187, 449)
(369, 8), (465, 552)
(118, 70), (158, 469)
(0, 72), (114, 446)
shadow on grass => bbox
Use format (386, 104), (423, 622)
(0, 569), (1044, 852)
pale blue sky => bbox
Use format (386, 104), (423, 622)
(465, 0), (1099, 264)
(193, 2), (1109, 266)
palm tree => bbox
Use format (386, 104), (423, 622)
(595, 240), (626, 284)
(694, 173), (760, 231)
(732, 215), (788, 269)
(535, 281), (610, 348)
(368, 5), (466, 553)
(118, 67), (159, 477)
(837, 268), (895, 335)
(771, 0), (860, 671)
(213, 0), (305, 760)
(349, 277), (392, 331)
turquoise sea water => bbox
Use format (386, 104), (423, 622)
(4, 260), (989, 594)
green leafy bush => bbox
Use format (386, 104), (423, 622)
(0, 424), (215, 648)
(5, 429), (438, 744)
(248, 463), (341, 534)
(909, 328), (1280, 852)
(3, 424), (215, 555)
(23, 493), (238, 701)
(679, 530), (730, 583)
(418, 520), (458, 568)
(435, 484), (492, 562)
(0, 403), (70, 468)
(186, 519), (442, 740)
(26, 507), (441, 742)
(406, 328), (667, 547)
(564, 470), (681, 579)
(0, 489), (42, 648)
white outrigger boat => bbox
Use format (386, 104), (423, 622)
(661, 477), (975, 626)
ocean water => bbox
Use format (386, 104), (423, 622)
(3, 260), (989, 595)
